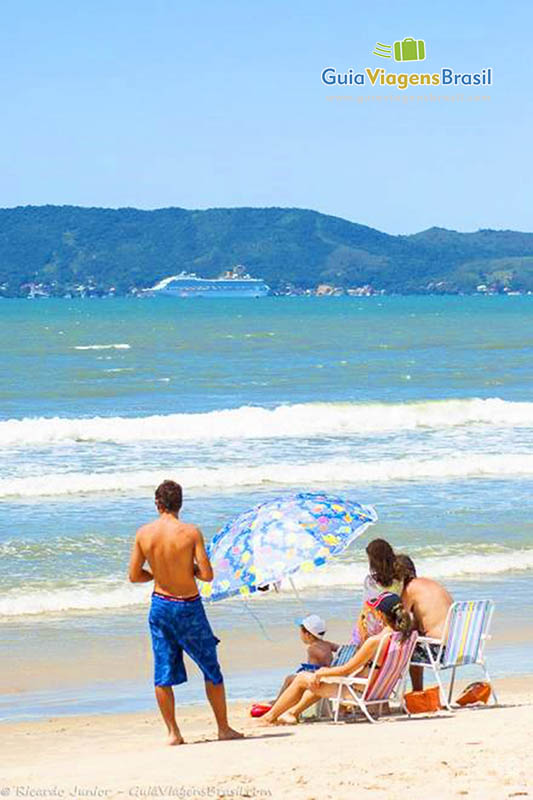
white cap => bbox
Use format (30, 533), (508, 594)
(300, 614), (327, 639)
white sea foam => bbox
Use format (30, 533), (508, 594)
(1, 398), (533, 447)
(73, 343), (130, 350)
(0, 583), (152, 617)
(2, 454), (533, 498)
(287, 548), (533, 592)
(1, 548), (532, 617)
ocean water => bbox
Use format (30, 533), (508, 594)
(1, 296), (532, 718)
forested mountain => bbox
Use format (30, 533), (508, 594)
(1, 205), (533, 296)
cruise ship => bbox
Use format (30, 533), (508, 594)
(148, 267), (270, 298)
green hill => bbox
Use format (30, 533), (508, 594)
(1, 205), (533, 296)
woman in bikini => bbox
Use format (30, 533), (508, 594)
(261, 593), (413, 725)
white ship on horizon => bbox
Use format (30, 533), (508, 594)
(147, 266), (270, 298)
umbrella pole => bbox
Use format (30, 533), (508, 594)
(241, 598), (273, 641)
(289, 577), (308, 615)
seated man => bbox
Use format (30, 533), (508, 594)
(396, 554), (453, 691)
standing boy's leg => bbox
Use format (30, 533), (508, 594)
(155, 685), (184, 745)
(181, 599), (243, 740)
(149, 597), (189, 744)
(204, 681), (244, 740)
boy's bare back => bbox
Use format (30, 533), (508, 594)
(132, 515), (212, 597)
(307, 638), (338, 667)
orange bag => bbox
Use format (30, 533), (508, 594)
(456, 681), (491, 706)
(404, 686), (442, 714)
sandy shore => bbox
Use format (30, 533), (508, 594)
(1, 676), (531, 800)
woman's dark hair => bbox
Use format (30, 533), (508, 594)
(366, 538), (398, 587)
(155, 480), (183, 513)
(395, 554), (417, 587)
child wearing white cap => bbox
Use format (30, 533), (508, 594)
(250, 614), (339, 719)
(274, 614), (338, 701)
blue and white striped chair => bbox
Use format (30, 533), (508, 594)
(309, 644), (358, 720)
(410, 599), (497, 710)
(332, 643), (358, 668)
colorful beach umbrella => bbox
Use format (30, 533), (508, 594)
(200, 492), (377, 603)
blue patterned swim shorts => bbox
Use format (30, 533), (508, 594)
(412, 641), (446, 665)
(149, 593), (224, 687)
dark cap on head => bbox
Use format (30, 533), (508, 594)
(366, 592), (402, 614)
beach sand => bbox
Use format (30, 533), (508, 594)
(1, 676), (531, 800)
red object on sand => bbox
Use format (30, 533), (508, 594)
(250, 703), (272, 718)
(456, 681), (491, 706)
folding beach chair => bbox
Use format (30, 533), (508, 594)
(321, 631), (418, 723)
(308, 644), (358, 720)
(410, 599), (497, 710)
(332, 643), (358, 667)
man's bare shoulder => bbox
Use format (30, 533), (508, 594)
(136, 519), (159, 535)
(402, 580), (416, 605)
(410, 576), (452, 599)
(179, 522), (203, 542)
(134, 520), (158, 545)
(404, 577), (432, 596)
(135, 518), (201, 544)
(162, 519), (202, 542)
(413, 576), (445, 590)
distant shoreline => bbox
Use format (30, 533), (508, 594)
(2, 205), (533, 297)
(2, 290), (533, 299)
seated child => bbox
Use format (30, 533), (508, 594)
(274, 614), (338, 701)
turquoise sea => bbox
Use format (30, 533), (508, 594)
(1, 296), (532, 720)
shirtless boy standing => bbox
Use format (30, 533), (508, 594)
(129, 480), (242, 745)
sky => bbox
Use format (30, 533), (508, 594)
(0, 0), (531, 234)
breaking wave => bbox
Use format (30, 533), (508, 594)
(1, 547), (532, 617)
(1, 397), (533, 447)
(73, 343), (130, 350)
(2, 454), (533, 498)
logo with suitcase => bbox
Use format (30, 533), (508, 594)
(373, 38), (426, 62)
(322, 37), (493, 90)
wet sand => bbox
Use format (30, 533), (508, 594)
(2, 611), (529, 697)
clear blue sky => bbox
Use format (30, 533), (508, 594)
(0, 0), (531, 233)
